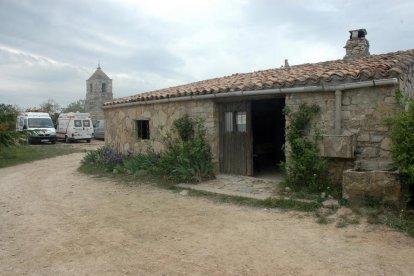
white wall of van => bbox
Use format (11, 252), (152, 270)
(57, 112), (94, 143)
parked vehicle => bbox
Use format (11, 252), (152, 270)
(16, 112), (57, 144)
(56, 112), (94, 143)
(93, 119), (105, 140)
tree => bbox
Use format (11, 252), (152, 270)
(61, 99), (85, 113)
(0, 104), (27, 148)
(40, 99), (61, 115)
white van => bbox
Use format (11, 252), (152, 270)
(56, 112), (94, 143)
(16, 112), (57, 144)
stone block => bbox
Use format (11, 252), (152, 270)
(342, 105), (359, 111)
(384, 97), (397, 104)
(370, 134), (383, 143)
(361, 147), (379, 158)
(319, 134), (356, 158)
(354, 160), (396, 171)
(377, 126), (389, 132)
(357, 134), (369, 142)
(380, 137), (392, 151)
(379, 150), (392, 159)
(351, 93), (374, 105)
(378, 161), (397, 171)
(343, 169), (401, 206)
(342, 96), (351, 106)
(354, 161), (379, 171)
(342, 111), (352, 120)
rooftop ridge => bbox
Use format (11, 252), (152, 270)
(105, 48), (414, 106)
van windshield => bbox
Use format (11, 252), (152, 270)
(28, 118), (54, 128)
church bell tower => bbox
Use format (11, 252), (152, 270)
(85, 64), (113, 122)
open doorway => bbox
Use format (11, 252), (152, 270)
(251, 98), (285, 177)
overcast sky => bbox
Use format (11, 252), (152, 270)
(1, 0), (413, 109)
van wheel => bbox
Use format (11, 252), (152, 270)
(65, 136), (70, 143)
(51, 140), (56, 144)
(86, 139), (91, 143)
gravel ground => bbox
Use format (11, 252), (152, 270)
(1, 149), (414, 275)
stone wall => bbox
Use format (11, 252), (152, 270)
(399, 64), (414, 99)
(343, 38), (370, 60)
(341, 86), (399, 167)
(343, 170), (401, 205)
(104, 99), (219, 164)
(286, 84), (401, 197)
(286, 85), (399, 164)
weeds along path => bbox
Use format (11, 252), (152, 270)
(1, 152), (414, 275)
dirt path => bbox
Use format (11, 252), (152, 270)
(1, 152), (414, 275)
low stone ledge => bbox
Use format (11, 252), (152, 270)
(354, 160), (396, 171)
(342, 169), (401, 205)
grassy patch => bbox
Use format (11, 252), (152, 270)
(0, 144), (82, 168)
(336, 214), (360, 228)
(186, 189), (320, 212)
(363, 206), (414, 237)
(314, 208), (336, 224)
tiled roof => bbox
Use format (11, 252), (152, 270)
(105, 49), (414, 106)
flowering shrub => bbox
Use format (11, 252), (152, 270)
(81, 114), (215, 183)
(81, 145), (126, 172)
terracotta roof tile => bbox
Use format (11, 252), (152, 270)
(105, 49), (414, 106)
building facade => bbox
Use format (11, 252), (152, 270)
(103, 30), (414, 205)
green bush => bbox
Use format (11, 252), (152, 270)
(388, 100), (414, 186)
(80, 114), (215, 183)
(122, 150), (159, 175)
(173, 114), (195, 142)
(0, 104), (29, 149)
(282, 103), (329, 193)
(156, 115), (214, 182)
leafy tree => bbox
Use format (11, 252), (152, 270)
(61, 99), (85, 113)
(40, 98), (61, 115)
(0, 104), (27, 148)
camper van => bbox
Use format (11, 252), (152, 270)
(56, 112), (94, 143)
(16, 112), (57, 144)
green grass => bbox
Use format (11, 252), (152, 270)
(0, 144), (82, 168)
(363, 206), (414, 237)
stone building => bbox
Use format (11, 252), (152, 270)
(85, 65), (113, 122)
(103, 29), (414, 204)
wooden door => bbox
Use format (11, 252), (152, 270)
(219, 101), (253, 175)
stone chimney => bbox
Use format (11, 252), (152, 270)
(343, 29), (370, 60)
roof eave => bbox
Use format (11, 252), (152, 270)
(103, 78), (398, 109)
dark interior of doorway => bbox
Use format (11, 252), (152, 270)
(251, 98), (285, 176)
